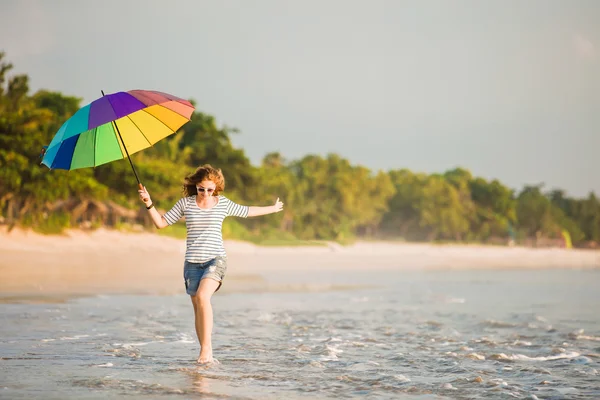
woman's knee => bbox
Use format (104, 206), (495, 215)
(195, 289), (213, 305)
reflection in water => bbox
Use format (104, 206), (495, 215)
(181, 366), (212, 394)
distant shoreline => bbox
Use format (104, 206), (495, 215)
(1, 227), (598, 304)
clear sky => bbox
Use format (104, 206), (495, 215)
(2, 0), (598, 196)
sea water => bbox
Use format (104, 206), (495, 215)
(1, 268), (599, 399)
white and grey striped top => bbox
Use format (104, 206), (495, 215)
(163, 195), (249, 263)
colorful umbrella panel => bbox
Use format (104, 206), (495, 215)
(42, 90), (194, 170)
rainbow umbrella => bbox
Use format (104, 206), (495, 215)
(41, 89), (194, 185)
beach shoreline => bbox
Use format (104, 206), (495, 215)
(1, 227), (598, 303)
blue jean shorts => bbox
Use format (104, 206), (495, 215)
(183, 256), (227, 296)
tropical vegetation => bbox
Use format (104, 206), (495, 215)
(1, 52), (598, 248)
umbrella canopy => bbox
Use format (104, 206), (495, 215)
(41, 90), (194, 171)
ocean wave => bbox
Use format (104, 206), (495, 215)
(488, 351), (580, 362)
(482, 320), (518, 328)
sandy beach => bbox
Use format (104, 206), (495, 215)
(1, 227), (598, 302)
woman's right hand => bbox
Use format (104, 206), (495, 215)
(138, 185), (152, 206)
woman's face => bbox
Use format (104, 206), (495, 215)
(196, 179), (216, 198)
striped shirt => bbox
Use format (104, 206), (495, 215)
(163, 195), (249, 263)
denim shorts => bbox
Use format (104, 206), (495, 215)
(183, 256), (227, 296)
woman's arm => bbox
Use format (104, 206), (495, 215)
(247, 197), (284, 217)
(138, 185), (169, 229)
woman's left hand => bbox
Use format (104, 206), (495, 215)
(273, 197), (284, 213)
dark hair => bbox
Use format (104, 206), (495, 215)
(183, 164), (225, 197)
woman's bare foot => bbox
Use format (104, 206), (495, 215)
(197, 348), (216, 364)
(197, 357), (220, 366)
(197, 355), (212, 364)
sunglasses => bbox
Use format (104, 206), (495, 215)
(196, 187), (215, 193)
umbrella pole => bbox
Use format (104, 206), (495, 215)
(113, 120), (143, 188)
(101, 90), (143, 189)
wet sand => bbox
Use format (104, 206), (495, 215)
(1, 227), (598, 302)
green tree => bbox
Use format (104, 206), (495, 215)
(516, 185), (561, 239)
(551, 190), (600, 244)
(469, 177), (516, 240)
(287, 154), (393, 240)
(419, 175), (470, 241)
(380, 169), (425, 238)
(0, 52), (107, 227)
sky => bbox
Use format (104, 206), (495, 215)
(1, 0), (599, 197)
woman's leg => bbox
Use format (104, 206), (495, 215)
(190, 278), (221, 363)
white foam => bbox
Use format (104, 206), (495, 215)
(59, 335), (90, 340)
(483, 320), (518, 328)
(350, 341), (367, 347)
(394, 375), (411, 383)
(317, 354), (338, 361)
(325, 344), (343, 354)
(173, 333), (195, 344)
(512, 340), (533, 346)
(578, 335), (600, 342)
(446, 297), (466, 304)
(489, 351), (580, 362)
(466, 353), (486, 361)
(257, 313), (274, 322)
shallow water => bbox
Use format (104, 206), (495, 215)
(1, 268), (599, 399)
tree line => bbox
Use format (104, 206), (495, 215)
(1, 52), (599, 247)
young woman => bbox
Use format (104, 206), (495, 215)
(138, 164), (283, 364)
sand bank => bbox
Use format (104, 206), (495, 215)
(0, 227), (598, 302)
